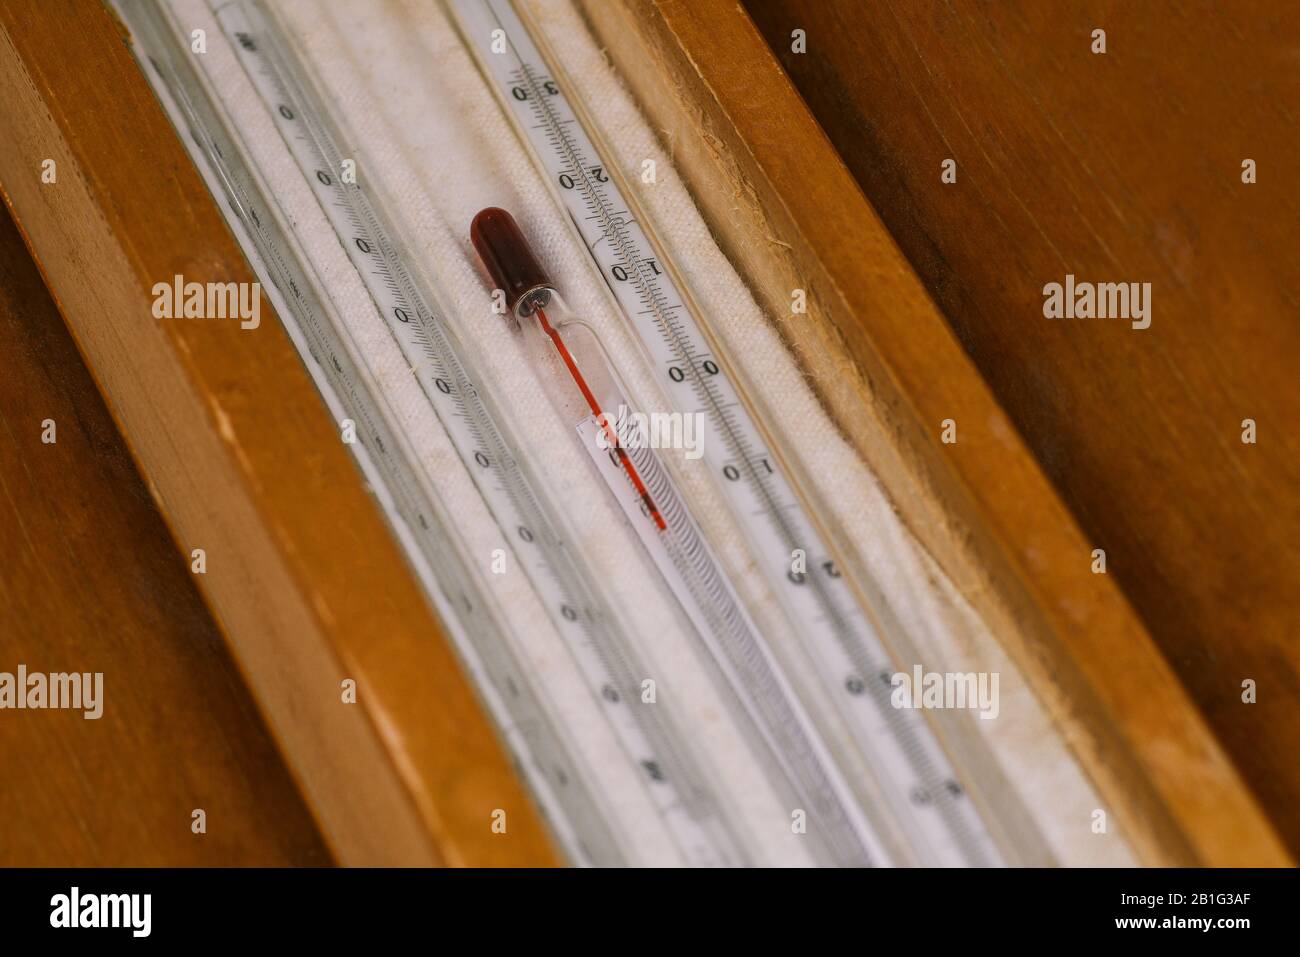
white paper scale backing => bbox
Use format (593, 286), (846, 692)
(160, 0), (1132, 866)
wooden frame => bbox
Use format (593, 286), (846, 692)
(0, 0), (555, 867)
(0, 0), (1287, 865)
(576, 0), (1289, 865)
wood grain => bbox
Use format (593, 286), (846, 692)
(3, 0), (1289, 867)
(741, 0), (1300, 855)
(0, 0), (557, 866)
(579, 0), (1290, 864)
(0, 204), (331, 866)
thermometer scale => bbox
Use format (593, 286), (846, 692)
(113, 0), (1043, 867)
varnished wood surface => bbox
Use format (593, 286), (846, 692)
(0, 0), (557, 865)
(742, 0), (1300, 855)
(0, 204), (331, 866)
(582, 0), (1289, 864)
(1, 0), (1288, 867)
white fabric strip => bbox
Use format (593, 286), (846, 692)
(165, 0), (1133, 865)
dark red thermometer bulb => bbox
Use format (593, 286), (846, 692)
(470, 208), (667, 531)
(470, 206), (553, 318)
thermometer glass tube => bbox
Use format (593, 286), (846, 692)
(471, 207), (666, 530)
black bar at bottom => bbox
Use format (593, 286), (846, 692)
(0, 867), (1290, 943)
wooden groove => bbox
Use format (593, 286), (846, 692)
(578, 0), (1290, 866)
(0, 0), (556, 867)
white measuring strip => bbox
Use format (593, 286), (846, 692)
(125, 0), (1014, 867)
(116, 0), (623, 866)
(120, 0), (762, 867)
(216, 0), (884, 867)
(452, 0), (1003, 866)
(577, 412), (884, 866)
(217, 0), (759, 867)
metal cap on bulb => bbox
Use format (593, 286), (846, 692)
(470, 207), (554, 318)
